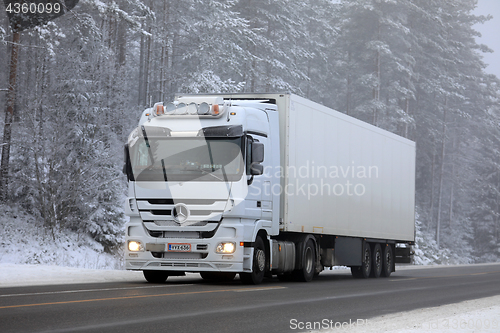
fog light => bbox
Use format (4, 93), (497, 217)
(216, 242), (236, 254)
(128, 241), (143, 252)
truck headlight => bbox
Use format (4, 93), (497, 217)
(128, 241), (144, 252)
(216, 242), (236, 254)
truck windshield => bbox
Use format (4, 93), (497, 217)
(129, 136), (244, 182)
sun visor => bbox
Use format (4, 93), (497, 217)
(197, 125), (243, 137)
(141, 126), (172, 137)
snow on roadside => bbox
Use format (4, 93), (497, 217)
(0, 263), (144, 287)
(324, 295), (500, 333)
(0, 204), (122, 270)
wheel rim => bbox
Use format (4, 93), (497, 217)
(386, 250), (392, 269)
(304, 246), (313, 273)
(364, 248), (371, 270)
(375, 250), (382, 270)
(255, 248), (265, 272)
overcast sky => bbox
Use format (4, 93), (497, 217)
(474, 0), (500, 78)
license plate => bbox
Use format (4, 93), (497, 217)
(168, 243), (191, 252)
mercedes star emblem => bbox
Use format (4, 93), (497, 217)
(172, 203), (189, 224)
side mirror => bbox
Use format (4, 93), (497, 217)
(250, 163), (264, 176)
(247, 141), (264, 184)
(251, 142), (264, 163)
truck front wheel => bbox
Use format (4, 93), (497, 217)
(240, 236), (266, 285)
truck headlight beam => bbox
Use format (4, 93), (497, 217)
(216, 242), (236, 254)
(128, 241), (144, 252)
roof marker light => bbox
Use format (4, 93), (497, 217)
(187, 102), (198, 115)
(198, 102), (210, 115)
(212, 104), (220, 116)
(175, 103), (187, 115)
(165, 103), (176, 115)
(155, 104), (164, 116)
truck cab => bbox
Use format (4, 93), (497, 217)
(124, 95), (281, 284)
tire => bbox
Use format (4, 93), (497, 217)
(200, 272), (236, 281)
(381, 244), (393, 277)
(292, 239), (316, 282)
(143, 270), (169, 283)
(240, 236), (266, 285)
(360, 242), (371, 278)
(371, 243), (382, 278)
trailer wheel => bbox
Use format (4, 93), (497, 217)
(240, 236), (266, 285)
(200, 272), (236, 281)
(381, 244), (393, 277)
(293, 239), (316, 282)
(360, 243), (372, 278)
(371, 243), (382, 278)
(143, 270), (169, 283)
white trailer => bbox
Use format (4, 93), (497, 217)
(124, 93), (415, 284)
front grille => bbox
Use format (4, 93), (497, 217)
(151, 220), (209, 227)
(150, 210), (171, 215)
(146, 229), (201, 238)
(147, 199), (218, 205)
(157, 262), (211, 268)
(169, 253), (207, 259)
(151, 253), (208, 260)
(148, 230), (163, 238)
(148, 209), (219, 216)
(144, 222), (220, 239)
(129, 261), (146, 266)
(137, 199), (226, 221)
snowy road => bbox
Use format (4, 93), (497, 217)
(0, 263), (499, 332)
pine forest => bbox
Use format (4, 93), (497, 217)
(0, 0), (499, 264)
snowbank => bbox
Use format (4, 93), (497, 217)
(328, 295), (500, 333)
(0, 205), (122, 270)
(0, 263), (144, 287)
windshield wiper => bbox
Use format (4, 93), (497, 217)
(161, 159), (168, 181)
(174, 164), (223, 181)
(196, 167), (223, 181)
(141, 125), (155, 166)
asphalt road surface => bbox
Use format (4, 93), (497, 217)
(1, 264), (500, 333)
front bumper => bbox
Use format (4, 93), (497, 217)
(125, 219), (249, 273)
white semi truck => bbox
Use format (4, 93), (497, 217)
(124, 93), (415, 284)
